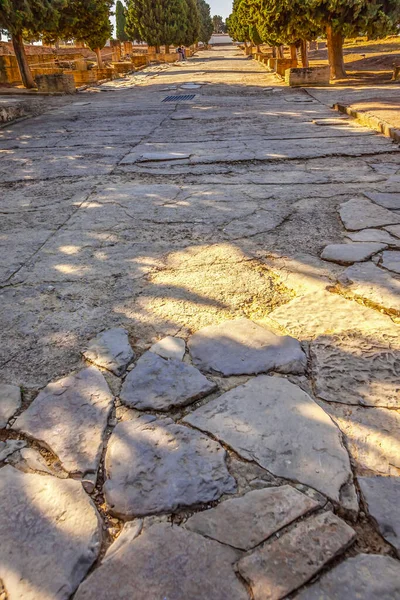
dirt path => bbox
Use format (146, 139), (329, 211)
(0, 46), (399, 599)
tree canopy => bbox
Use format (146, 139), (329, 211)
(212, 15), (226, 33)
(197, 0), (213, 43)
(116, 0), (129, 41)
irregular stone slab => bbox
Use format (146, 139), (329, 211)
(296, 554), (400, 600)
(181, 83), (201, 89)
(120, 352), (215, 411)
(83, 327), (134, 376)
(324, 403), (400, 475)
(321, 242), (385, 265)
(185, 486), (319, 550)
(188, 318), (306, 376)
(381, 250), (400, 274)
(311, 332), (400, 408)
(339, 198), (400, 230)
(137, 152), (191, 162)
(0, 439), (26, 461)
(149, 335), (186, 360)
(7, 446), (54, 475)
(365, 191), (400, 210)
(104, 417), (236, 517)
(184, 376), (355, 506)
(386, 224), (400, 238)
(0, 383), (21, 428)
(0, 465), (102, 600)
(284, 96), (314, 103)
(237, 511), (355, 600)
(13, 367), (114, 475)
(75, 523), (248, 600)
(358, 476), (400, 556)
(313, 118), (349, 126)
(268, 289), (400, 343)
(338, 261), (400, 315)
(347, 228), (400, 246)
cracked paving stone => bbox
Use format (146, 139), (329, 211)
(0, 439), (26, 462)
(120, 351), (216, 411)
(323, 403), (400, 476)
(74, 522), (248, 600)
(311, 332), (400, 408)
(313, 118), (350, 126)
(386, 224), (400, 238)
(149, 335), (186, 360)
(358, 476), (400, 557)
(13, 367), (114, 475)
(339, 198), (400, 231)
(82, 327), (134, 376)
(337, 261), (400, 315)
(321, 242), (386, 265)
(380, 250), (400, 275)
(137, 152), (191, 162)
(185, 485), (320, 550)
(237, 511), (356, 600)
(103, 416), (236, 518)
(364, 191), (400, 210)
(184, 376), (357, 509)
(0, 465), (102, 600)
(0, 383), (21, 428)
(346, 228), (400, 247)
(188, 318), (306, 376)
(296, 553), (400, 600)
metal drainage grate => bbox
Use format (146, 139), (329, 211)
(162, 94), (196, 102)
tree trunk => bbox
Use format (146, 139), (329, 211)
(12, 33), (36, 89)
(272, 46), (277, 58)
(300, 39), (309, 67)
(326, 25), (346, 79)
(256, 45), (260, 53)
(95, 48), (104, 68)
(290, 44), (297, 64)
(155, 45), (161, 53)
(278, 45), (284, 58)
(165, 45), (170, 54)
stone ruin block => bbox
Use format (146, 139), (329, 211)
(285, 65), (330, 87)
(35, 73), (76, 94)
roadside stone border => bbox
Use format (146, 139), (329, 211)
(334, 102), (400, 143)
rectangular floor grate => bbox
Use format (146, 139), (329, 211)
(162, 95), (196, 102)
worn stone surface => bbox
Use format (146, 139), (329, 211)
(83, 327), (134, 376)
(0, 439), (26, 462)
(185, 485), (319, 550)
(386, 224), (400, 238)
(346, 228), (400, 246)
(296, 554), (400, 600)
(137, 151), (191, 162)
(339, 198), (400, 230)
(188, 318), (306, 376)
(237, 511), (356, 600)
(364, 191), (400, 210)
(358, 476), (400, 556)
(311, 332), (400, 408)
(104, 416), (236, 517)
(7, 446), (55, 476)
(149, 335), (186, 360)
(381, 250), (400, 274)
(120, 351), (215, 411)
(313, 118), (349, 126)
(13, 367), (114, 474)
(321, 242), (386, 265)
(268, 289), (400, 342)
(0, 465), (102, 600)
(338, 261), (400, 314)
(0, 383), (21, 428)
(184, 376), (356, 506)
(75, 523), (248, 600)
(324, 402), (400, 476)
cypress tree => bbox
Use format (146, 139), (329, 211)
(126, 0), (164, 48)
(197, 0), (213, 44)
(116, 0), (129, 42)
(0, 0), (65, 88)
(181, 0), (200, 46)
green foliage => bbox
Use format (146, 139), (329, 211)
(197, 0), (213, 43)
(116, 0), (129, 41)
(226, 0), (251, 42)
(0, 0), (66, 36)
(212, 14), (225, 32)
(126, 0), (199, 46)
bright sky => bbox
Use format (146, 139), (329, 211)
(208, 0), (232, 19)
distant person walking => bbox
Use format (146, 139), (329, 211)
(177, 46), (183, 60)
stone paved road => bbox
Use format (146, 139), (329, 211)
(1, 46), (400, 599)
